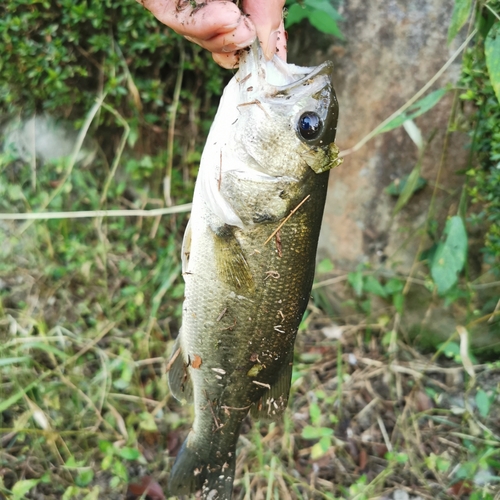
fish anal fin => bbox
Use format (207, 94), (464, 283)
(251, 351), (294, 421)
(214, 225), (254, 292)
(167, 335), (194, 404)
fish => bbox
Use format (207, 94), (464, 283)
(167, 42), (342, 500)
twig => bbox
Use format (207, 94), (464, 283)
(264, 195), (310, 245)
(17, 96), (105, 234)
(100, 103), (130, 205)
(377, 415), (392, 452)
(340, 29), (477, 157)
(164, 43), (185, 207)
(0, 203), (192, 220)
(485, 3), (500, 22)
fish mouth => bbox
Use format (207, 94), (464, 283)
(275, 61), (339, 146)
(238, 42), (339, 146)
(276, 60), (335, 93)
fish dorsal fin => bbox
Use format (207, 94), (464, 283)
(167, 335), (193, 404)
(251, 350), (294, 421)
(213, 226), (254, 293)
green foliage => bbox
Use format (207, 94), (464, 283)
(430, 216), (468, 295)
(0, 0), (224, 120)
(485, 23), (500, 104)
(448, 0), (473, 43)
(378, 88), (448, 134)
(385, 173), (426, 197)
(11, 478), (42, 499)
(459, 3), (500, 263)
(285, 0), (343, 38)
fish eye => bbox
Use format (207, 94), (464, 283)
(297, 112), (323, 140)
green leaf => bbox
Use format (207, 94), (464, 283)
(393, 293), (404, 314)
(348, 271), (363, 296)
(431, 216), (468, 295)
(316, 258), (334, 274)
(117, 446), (140, 461)
(112, 459), (128, 481)
(101, 454), (113, 471)
(309, 402), (321, 426)
(448, 0), (473, 43)
(82, 486), (101, 500)
(139, 412), (158, 432)
(0, 356), (30, 367)
(301, 425), (333, 440)
(12, 479), (40, 498)
(378, 89), (447, 134)
(475, 389), (491, 418)
(98, 440), (113, 454)
(485, 25), (500, 105)
(393, 162), (423, 215)
(0, 379), (38, 413)
(22, 342), (69, 360)
(75, 469), (94, 487)
(309, 10), (343, 38)
(384, 278), (404, 295)
(311, 435), (331, 459)
(285, 3), (310, 27)
(285, 0), (343, 38)
(386, 175), (427, 196)
(303, 0), (342, 20)
(363, 276), (387, 298)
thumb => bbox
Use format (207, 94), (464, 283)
(242, 0), (286, 60)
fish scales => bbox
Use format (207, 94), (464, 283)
(168, 42), (341, 500)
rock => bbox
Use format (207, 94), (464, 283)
(2, 114), (96, 167)
(289, 0), (468, 272)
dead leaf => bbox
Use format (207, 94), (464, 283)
(167, 431), (181, 456)
(414, 390), (433, 412)
(191, 355), (202, 369)
(358, 448), (368, 471)
(128, 476), (166, 500)
(448, 480), (473, 496)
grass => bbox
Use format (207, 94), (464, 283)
(1, 248), (499, 499)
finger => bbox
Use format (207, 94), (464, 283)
(242, 0), (285, 59)
(140, 0), (251, 43)
(212, 51), (240, 69)
(274, 19), (287, 62)
(193, 15), (255, 54)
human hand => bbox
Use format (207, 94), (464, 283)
(138, 0), (286, 68)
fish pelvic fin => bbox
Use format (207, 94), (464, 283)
(167, 335), (194, 404)
(213, 225), (254, 293)
(169, 432), (236, 500)
(251, 349), (294, 421)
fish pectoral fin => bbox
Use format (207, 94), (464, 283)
(167, 335), (194, 404)
(181, 218), (192, 273)
(251, 350), (294, 421)
(214, 225), (254, 292)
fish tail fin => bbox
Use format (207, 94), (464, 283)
(169, 431), (236, 499)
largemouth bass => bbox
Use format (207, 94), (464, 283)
(168, 42), (341, 499)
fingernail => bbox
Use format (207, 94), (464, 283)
(222, 36), (255, 52)
(222, 22), (240, 30)
(263, 30), (279, 60)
